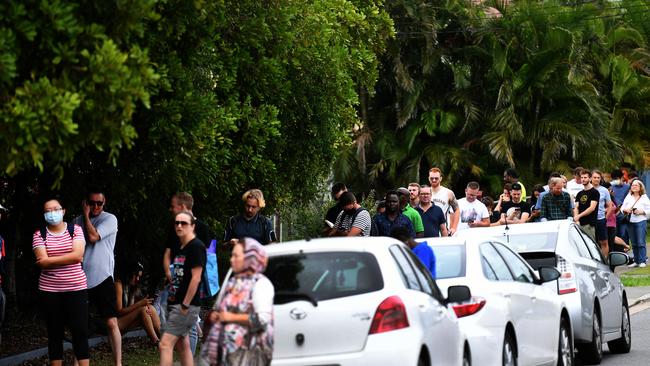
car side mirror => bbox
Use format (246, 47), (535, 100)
(608, 252), (629, 267)
(447, 285), (471, 304)
(537, 266), (561, 284)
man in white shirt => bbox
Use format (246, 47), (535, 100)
(457, 181), (490, 232)
(428, 167), (460, 235)
(566, 166), (584, 198)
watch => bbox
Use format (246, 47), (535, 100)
(181, 303), (190, 310)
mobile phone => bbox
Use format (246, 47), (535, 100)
(324, 220), (334, 228)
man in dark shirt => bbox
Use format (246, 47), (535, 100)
(415, 186), (448, 237)
(324, 182), (347, 229)
(372, 191), (415, 238)
(499, 183), (531, 225)
(574, 169), (599, 241)
(224, 189), (276, 245)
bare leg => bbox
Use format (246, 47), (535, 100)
(106, 317), (123, 366)
(141, 306), (161, 343)
(178, 335), (194, 366)
(599, 239), (609, 258)
(51, 361), (63, 366)
(77, 360), (89, 366)
(159, 333), (179, 366)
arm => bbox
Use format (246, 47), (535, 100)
(114, 281), (148, 316)
(575, 200), (598, 222)
(163, 248), (172, 283)
(470, 217), (490, 227)
(448, 192), (460, 234)
(181, 266), (203, 310)
(81, 201), (101, 243)
(440, 223), (448, 237)
(220, 277), (274, 328)
(35, 240), (85, 268)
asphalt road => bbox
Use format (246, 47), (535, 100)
(590, 303), (650, 366)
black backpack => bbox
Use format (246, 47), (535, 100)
(40, 222), (76, 243)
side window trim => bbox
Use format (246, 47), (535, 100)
(389, 245), (422, 291)
(400, 245), (444, 301)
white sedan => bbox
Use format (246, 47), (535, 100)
(424, 236), (574, 366)
(247, 237), (471, 366)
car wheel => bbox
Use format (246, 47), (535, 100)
(577, 312), (602, 365)
(607, 300), (632, 354)
(502, 332), (517, 366)
(557, 317), (574, 366)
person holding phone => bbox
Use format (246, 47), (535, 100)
(114, 261), (161, 344)
(498, 183), (530, 225)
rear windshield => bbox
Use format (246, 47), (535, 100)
(429, 245), (466, 279)
(504, 232), (558, 252)
(265, 252), (383, 303)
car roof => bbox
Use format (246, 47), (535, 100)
(417, 237), (468, 246)
(454, 220), (569, 237)
(264, 236), (405, 256)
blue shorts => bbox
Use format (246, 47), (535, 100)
(595, 219), (608, 241)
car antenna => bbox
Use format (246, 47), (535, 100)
(503, 215), (510, 243)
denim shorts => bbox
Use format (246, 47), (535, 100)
(163, 304), (200, 337)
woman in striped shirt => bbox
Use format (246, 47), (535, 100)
(32, 197), (89, 366)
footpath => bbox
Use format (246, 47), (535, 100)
(616, 265), (650, 312)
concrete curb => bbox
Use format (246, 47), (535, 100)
(630, 293), (650, 308)
(0, 330), (146, 366)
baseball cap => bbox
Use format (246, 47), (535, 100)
(397, 187), (410, 196)
(511, 183), (522, 191)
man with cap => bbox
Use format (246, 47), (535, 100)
(327, 192), (372, 237)
(499, 183), (530, 224)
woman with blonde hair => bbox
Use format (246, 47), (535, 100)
(621, 179), (650, 267)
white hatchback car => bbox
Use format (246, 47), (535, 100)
(230, 237), (472, 366)
(424, 236), (574, 366)
(458, 221), (631, 365)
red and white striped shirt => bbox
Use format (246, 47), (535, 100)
(32, 225), (87, 292)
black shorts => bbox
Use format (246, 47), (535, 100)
(595, 219), (608, 241)
(88, 277), (118, 319)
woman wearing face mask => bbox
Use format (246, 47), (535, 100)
(200, 238), (274, 366)
(32, 197), (89, 366)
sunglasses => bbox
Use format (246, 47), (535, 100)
(87, 200), (104, 207)
(429, 177), (440, 181)
(175, 221), (191, 226)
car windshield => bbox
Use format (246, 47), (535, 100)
(265, 251), (383, 304)
(429, 244), (466, 279)
(503, 232), (559, 252)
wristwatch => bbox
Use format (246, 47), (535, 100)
(181, 303), (190, 310)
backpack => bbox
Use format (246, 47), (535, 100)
(200, 239), (220, 301)
(40, 222), (75, 243)
(339, 207), (372, 236)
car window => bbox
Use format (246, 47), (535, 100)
(568, 225), (591, 258)
(578, 229), (605, 263)
(503, 232), (558, 252)
(493, 243), (535, 283)
(265, 251), (383, 303)
(429, 244), (466, 279)
(480, 243), (514, 281)
(390, 245), (422, 291)
(401, 246), (444, 301)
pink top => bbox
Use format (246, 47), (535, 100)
(32, 225), (87, 292)
(606, 202), (617, 228)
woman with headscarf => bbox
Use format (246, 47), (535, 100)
(200, 238), (274, 366)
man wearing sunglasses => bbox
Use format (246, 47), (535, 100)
(74, 189), (122, 366)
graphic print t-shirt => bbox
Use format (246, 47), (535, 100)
(576, 188), (599, 227)
(168, 238), (206, 306)
(457, 198), (489, 231)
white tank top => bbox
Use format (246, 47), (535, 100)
(431, 186), (454, 215)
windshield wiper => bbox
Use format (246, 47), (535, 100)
(274, 291), (318, 307)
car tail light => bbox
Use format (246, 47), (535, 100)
(452, 297), (486, 318)
(369, 296), (409, 334)
(557, 255), (577, 295)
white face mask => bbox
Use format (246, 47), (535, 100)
(611, 179), (621, 185)
(44, 210), (64, 225)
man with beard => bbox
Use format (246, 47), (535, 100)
(327, 192), (371, 237)
(224, 189), (276, 245)
(74, 189), (121, 365)
(428, 168), (460, 235)
(540, 177), (573, 221)
(372, 191), (415, 238)
(574, 169), (600, 241)
(499, 183), (531, 225)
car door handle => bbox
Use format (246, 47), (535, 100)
(531, 296), (537, 302)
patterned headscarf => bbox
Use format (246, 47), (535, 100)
(238, 237), (268, 274)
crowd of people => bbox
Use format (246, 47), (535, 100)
(326, 166), (650, 272)
(17, 164), (650, 365)
(30, 189), (276, 366)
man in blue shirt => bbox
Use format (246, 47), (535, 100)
(390, 226), (436, 278)
(372, 191), (415, 238)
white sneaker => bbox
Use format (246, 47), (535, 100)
(628, 263), (638, 268)
(640, 263), (647, 268)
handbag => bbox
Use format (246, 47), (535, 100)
(623, 197), (642, 223)
(226, 343), (269, 366)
